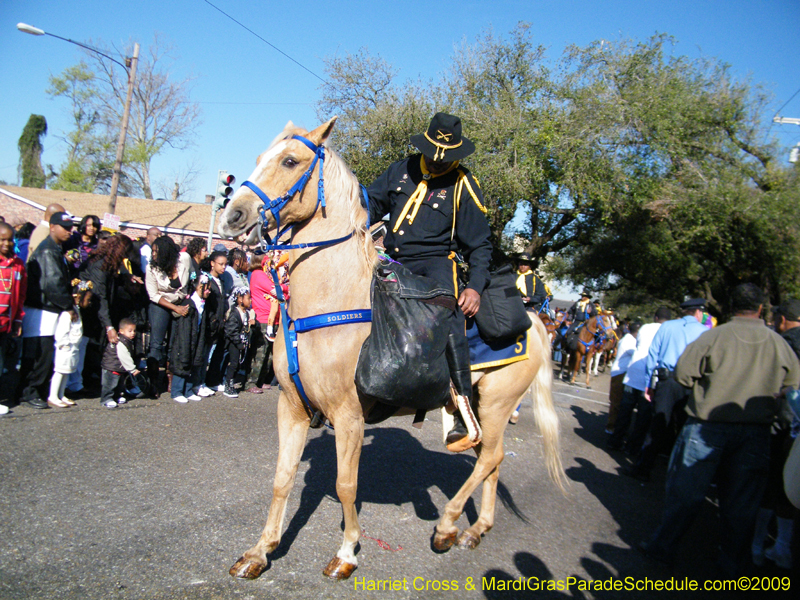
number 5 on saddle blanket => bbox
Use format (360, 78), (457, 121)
(356, 259), (530, 425)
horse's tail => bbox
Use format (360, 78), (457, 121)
(529, 318), (568, 493)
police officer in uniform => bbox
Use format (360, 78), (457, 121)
(624, 297), (707, 481)
(516, 253), (551, 311)
(368, 113), (492, 452)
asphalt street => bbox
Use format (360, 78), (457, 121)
(1, 370), (796, 599)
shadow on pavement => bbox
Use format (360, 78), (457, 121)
(272, 426), (523, 561)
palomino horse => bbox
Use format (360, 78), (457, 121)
(217, 118), (566, 580)
(566, 315), (611, 388)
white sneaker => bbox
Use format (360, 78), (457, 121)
(0, 404), (10, 415)
(197, 385), (215, 397)
(187, 394), (202, 402)
(173, 396), (188, 404)
(103, 400), (118, 408)
(117, 397), (127, 405)
(216, 384), (226, 392)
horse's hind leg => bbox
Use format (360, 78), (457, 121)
(230, 392), (310, 579)
(433, 402), (511, 552)
(455, 442), (505, 550)
(322, 409), (364, 579)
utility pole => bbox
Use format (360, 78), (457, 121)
(108, 42), (139, 215)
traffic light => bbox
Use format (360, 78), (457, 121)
(213, 170), (235, 210)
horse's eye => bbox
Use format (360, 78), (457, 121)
(282, 157), (298, 168)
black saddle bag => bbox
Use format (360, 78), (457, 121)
(355, 259), (456, 409)
(473, 264), (531, 342)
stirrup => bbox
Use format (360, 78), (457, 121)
(446, 394), (481, 453)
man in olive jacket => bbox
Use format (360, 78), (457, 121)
(640, 284), (800, 576)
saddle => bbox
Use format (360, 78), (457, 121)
(355, 258), (457, 422)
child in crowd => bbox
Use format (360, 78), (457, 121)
(0, 222), (26, 415)
(49, 280), (92, 408)
(264, 252), (289, 341)
(224, 287), (251, 398)
(169, 275), (210, 403)
(100, 317), (140, 408)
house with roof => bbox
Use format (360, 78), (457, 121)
(0, 185), (241, 249)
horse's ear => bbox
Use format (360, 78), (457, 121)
(284, 120), (295, 130)
(308, 116), (338, 146)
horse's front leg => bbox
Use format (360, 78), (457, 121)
(230, 391), (310, 579)
(569, 352), (579, 384)
(585, 350), (593, 387)
(322, 409), (364, 580)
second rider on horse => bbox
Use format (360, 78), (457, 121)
(367, 112), (493, 452)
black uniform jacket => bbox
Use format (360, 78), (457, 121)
(367, 155), (492, 295)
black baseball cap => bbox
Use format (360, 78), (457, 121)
(49, 212), (74, 229)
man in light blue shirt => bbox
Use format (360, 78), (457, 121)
(644, 299), (708, 400)
(624, 298), (707, 481)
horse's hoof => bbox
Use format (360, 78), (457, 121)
(457, 531), (481, 550)
(323, 556), (357, 579)
(229, 556), (268, 579)
(432, 530), (457, 553)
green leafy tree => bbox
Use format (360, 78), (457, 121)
(18, 114), (48, 188)
(46, 62), (117, 193)
(318, 29), (799, 310)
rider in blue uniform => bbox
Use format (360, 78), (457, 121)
(367, 113), (493, 452)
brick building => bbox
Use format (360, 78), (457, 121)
(0, 185), (241, 250)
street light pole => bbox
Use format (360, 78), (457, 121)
(108, 43), (139, 215)
(17, 22), (139, 215)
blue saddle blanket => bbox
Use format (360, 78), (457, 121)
(467, 318), (529, 370)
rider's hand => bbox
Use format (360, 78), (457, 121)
(458, 288), (481, 317)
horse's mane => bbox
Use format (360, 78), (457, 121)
(268, 126), (377, 269)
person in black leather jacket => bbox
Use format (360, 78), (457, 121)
(18, 212), (77, 408)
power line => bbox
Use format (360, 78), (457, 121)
(773, 86), (800, 119)
(197, 101), (314, 106)
(201, 0), (327, 84)
(763, 86), (800, 144)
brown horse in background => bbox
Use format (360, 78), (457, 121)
(566, 315), (611, 388)
(217, 118), (566, 581)
(589, 317), (618, 375)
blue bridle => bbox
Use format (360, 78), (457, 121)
(241, 133), (372, 426)
(240, 134), (362, 254)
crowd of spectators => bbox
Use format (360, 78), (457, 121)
(606, 286), (800, 576)
(0, 208), (288, 414)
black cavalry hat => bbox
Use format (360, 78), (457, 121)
(411, 112), (476, 162)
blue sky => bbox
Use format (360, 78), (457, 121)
(2, 0), (799, 203)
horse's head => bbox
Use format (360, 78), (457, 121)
(217, 117), (337, 243)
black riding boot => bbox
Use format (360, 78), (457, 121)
(444, 330), (478, 447)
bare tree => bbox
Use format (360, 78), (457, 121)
(50, 33), (202, 198)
